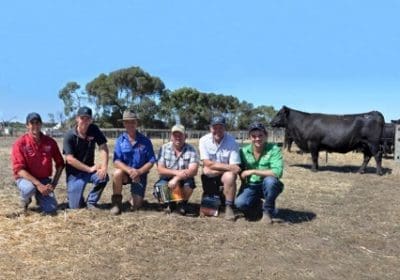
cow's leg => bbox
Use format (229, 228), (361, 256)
(310, 149), (319, 172)
(359, 148), (372, 174)
(371, 146), (383, 176)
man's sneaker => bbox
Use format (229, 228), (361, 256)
(224, 205), (235, 221)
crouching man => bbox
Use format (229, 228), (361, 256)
(235, 122), (284, 224)
(11, 112), (64, 214)
(110, 109), (156, 215)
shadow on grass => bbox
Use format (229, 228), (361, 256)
(290, 164), (392, 175)
(242, 207), (316, 224)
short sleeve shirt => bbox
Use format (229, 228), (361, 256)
(199, 132), (241, 164)
(63, 123), (107, 175)
(240, 143), (284, 183)
(113, 132), (156, 170)
(157, 142), (199, 170)
(11, 133), (64, 179)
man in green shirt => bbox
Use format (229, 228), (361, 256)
(235, 122), (284, 224)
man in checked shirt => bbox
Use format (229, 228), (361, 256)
(155, 124), (199, 215)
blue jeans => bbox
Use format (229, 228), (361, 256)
(235, 176), (284, 215)
(16, 178), (57, 214)
(66, 172), (109, 209)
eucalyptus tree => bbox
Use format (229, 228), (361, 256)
(58, 82), (87, 120)
(85, 66), (165, 127)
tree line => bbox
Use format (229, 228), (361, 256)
(58, 66), (277, 130)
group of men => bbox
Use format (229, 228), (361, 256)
(11, 107), (285, 223)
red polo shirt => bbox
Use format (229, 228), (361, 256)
(11, 133), (65, 180)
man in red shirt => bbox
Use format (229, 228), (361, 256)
(11, 112), (65, 214)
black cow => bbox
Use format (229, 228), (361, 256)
(270, 106), (385, 175)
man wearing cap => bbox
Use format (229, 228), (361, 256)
(63, 106), (109, 209)
(155, 124), (199, 215)
(235, 121), (284, 224)
(199, 115), (241, 221)
(110, 109), (156, 215)
(11, 112), (65, 214)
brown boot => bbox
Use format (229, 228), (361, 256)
(110, 194), (123, 215)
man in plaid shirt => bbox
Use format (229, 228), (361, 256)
(155, 124), (199, 215)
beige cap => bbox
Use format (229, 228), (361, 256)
(171, 124), (185, 134)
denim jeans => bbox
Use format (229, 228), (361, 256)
(235, 176), (284, 215)
(16, 178), (58, 214)
(66, 172), (109, 209)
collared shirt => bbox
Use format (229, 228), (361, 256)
(63, 123), (107, 175)
(113, 132), (156, 171)
(240, 143), (284, 183)
(11, 133), (65, 180)
(157, 142), (199, 170)
(199, 132), (241, 164)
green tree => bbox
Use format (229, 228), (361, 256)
(159, 88), (241, 130)
(58, 82), (87, 120)
(85, 66), (165, 127)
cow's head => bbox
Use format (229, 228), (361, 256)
(270, 106), (289, 128)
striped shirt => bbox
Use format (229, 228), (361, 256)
(157, 142), (199, 170)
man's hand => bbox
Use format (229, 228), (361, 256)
(168, 177), (180, 189)
(96, 166), (107, 180)
(229, 164), (241, 175)
(128, 168), (141, 182)
(37, 183), (54, 196)
(240, 170), (253, 180)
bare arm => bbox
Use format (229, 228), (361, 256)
(240, 169), (277, 180)
(114, 160), (154, 181)
(65, 154), (97, 173)
(51, 165), (65, 188)
(157, 162), (199, 179)
(96, 143), (109, 180)
(203, 159), (241, 175)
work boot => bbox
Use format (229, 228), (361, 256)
(224, 205), (235, 221)
(110, 194), (123, 215)
(20, 198), (32, 212)
(261, 211), (273, 224)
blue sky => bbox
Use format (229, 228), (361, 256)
(1, 0), (399, 123)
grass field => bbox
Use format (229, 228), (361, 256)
(0, 136), (399, 279)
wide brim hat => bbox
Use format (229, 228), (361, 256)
(119, 109), (139, 121)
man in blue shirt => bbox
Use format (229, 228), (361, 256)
(111, 109), (156, 215)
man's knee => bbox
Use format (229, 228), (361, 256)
(16, 179), (36, 195)
(234, 195), (247, 209)
(113, 168), (125, 181)
(221, 171), (237, 186)
(262, 176), (283, 193)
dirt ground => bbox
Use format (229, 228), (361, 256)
(0, 136), (399, 280)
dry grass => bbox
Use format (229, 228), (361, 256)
(0, 137), (399, 279)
